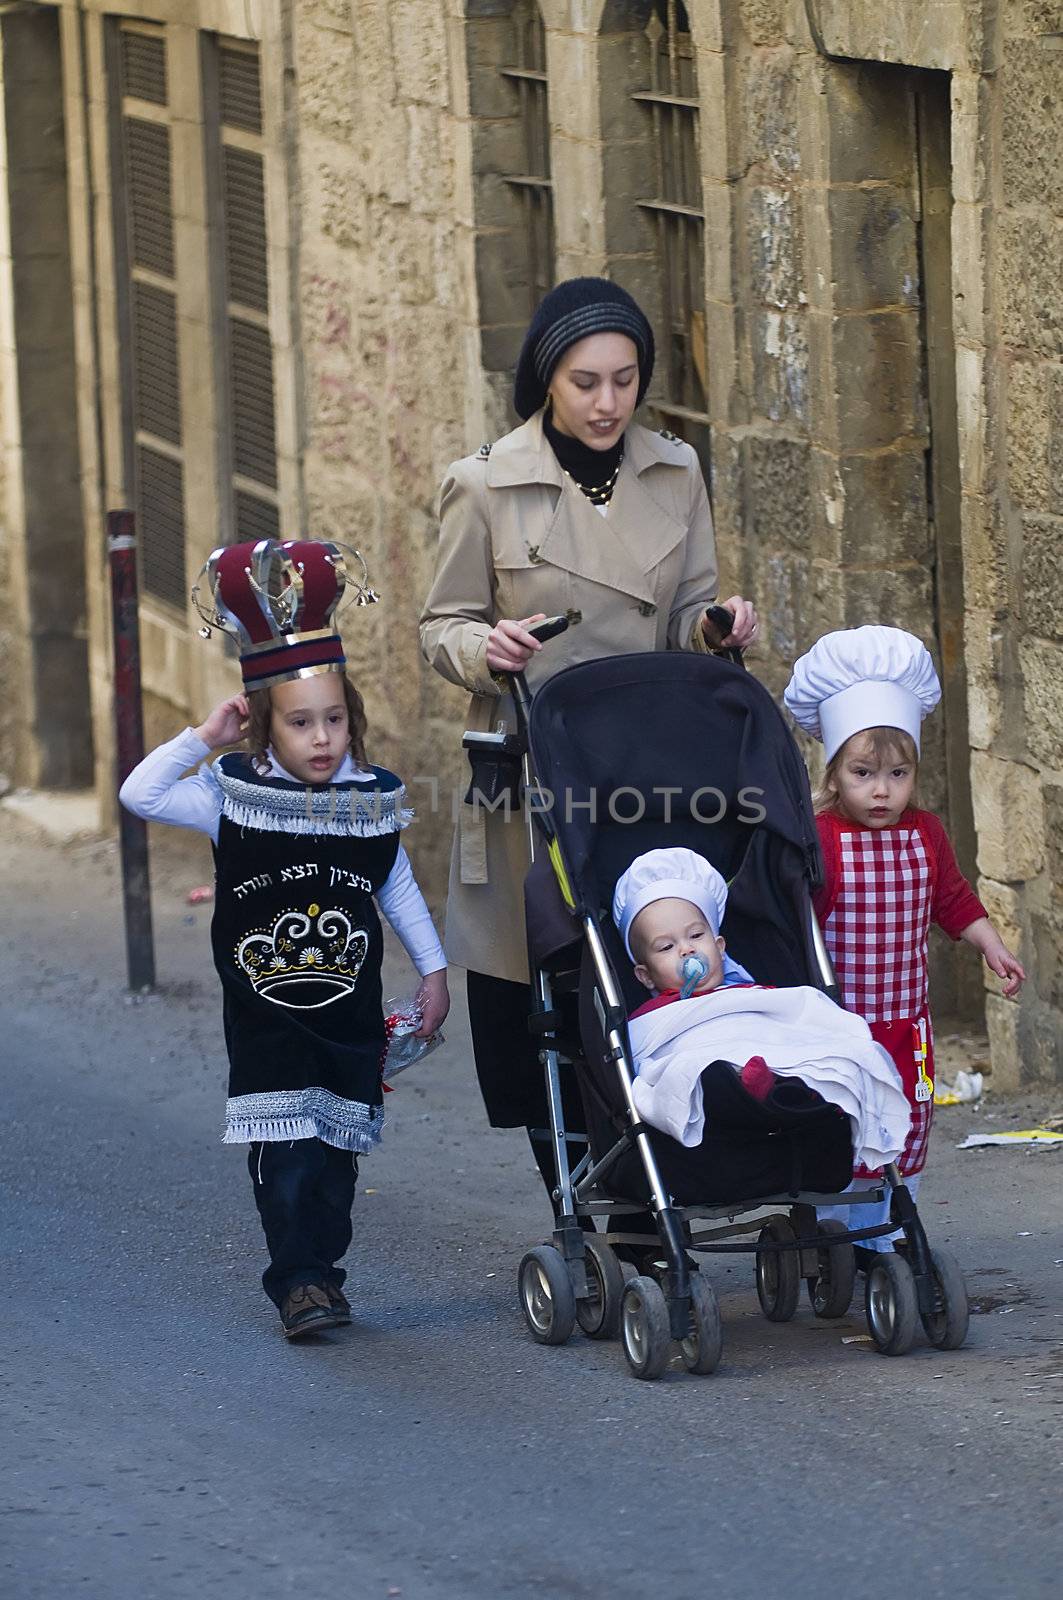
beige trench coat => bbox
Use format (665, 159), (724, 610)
(419, 408), (719, 984)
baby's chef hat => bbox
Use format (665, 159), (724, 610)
(783, 625), (941, 762)
(612, 848), (728, 958)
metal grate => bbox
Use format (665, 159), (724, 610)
(125, 118), (174, 277)
(219, 44), (263, 134)
(137, 445), (186, 609)
(222, 146), (268, 314)
(501, 0), (553, 314)
(234, 489), (280, 543)
(230, 320), (278, 488)
(132, 282), (181, 446)
(634, 0), (709, 471)
(121, 29), (167, 105)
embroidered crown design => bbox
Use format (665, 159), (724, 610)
(236, 903), (369, 1010)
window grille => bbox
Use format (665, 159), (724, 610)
(116, 21), (186, 609)
(633, 1), (710, 472)
(211, 40), (280, 542)
(501, 0), (554, 314)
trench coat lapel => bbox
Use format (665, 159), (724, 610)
(486, 413), (688, 604)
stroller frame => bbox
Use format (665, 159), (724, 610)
(487, 625), (968, 1374)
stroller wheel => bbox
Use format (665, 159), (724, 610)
(576, 1237), (624, 1340)
(755, 1218), (801, 1322)
(919, 1247), (970, 1350)
(807, 1219), (856, 1319)
(518, 1246), (576, 1346)
(865, 1252), (918, 1356)
(620, 1276), (671, 1381)
(680, 1272), (723, 1376)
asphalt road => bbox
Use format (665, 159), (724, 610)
(1, 811), (1062, 1600)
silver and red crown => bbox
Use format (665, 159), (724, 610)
(192, 538), (378, 693)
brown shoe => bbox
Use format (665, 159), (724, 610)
(325, 1283), (352, 1324)
(279, 1283), (343, 1339)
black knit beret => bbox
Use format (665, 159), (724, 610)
(513, 277), (655, 420)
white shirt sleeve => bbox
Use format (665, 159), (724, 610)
(376, 846), (447, 976)
(118, 728), (223, 842)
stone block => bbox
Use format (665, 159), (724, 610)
(811, 309), (926, 452)
(998, 210), (1063, 360)
(809, 0), (975, 72)
(1046, 784), (1063, 894)
(821, 186), (919, 315)
(1021, 514), (1063, 643)
(963, 494), (1013, 618)
(818, 62), (917, 185)
(1020, 636), (1063, 770)
(744, 432), (812, 552)
(1032, 909), (1063, 1010)
(702, 182), (738, 305)
(970, 750), (1045, 881)
(979, 878), (1025, 965)
(963, 610), (1004, 750)
(955, 344), (989, 502)
(751, 308), (810, 426)
(950, 73), (991, 206)
(547, 31), (600, 144)
(817, 442), (931, 567)
(1001, 39), (1063, 214)
(295, 18), (357, 140)
(984, 993), (1022, 1089)
(742, 48), (800, 179)
(840, 562), (935, 637)
(389, 1), (449, 108)
(761, 551), (843, 662)
(703, 298), (742, 426)
(746, 185), (803, 310)
(1006, 359), (1063, 512)
(318, 161), (369, 250)
(739, 0), (786, 46)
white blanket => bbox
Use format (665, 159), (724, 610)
(627, 987), (910, 1170)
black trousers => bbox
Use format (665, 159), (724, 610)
(248, 1138), (358, 1307)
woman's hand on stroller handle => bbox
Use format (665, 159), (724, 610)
(703, 597), (759, 655)
(486, 613), (570, 675)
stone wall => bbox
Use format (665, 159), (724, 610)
(4, 0), (1060, 1078)
(290, 0), (485, 906)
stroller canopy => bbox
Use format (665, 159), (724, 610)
(527, 652), (823, 990)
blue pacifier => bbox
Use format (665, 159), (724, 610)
(679, 953), (709, 999)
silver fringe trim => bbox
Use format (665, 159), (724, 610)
(223, 1088), (385, 1152)
(214, 763), (413, 837)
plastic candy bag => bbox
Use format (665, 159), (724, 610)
(382, 996), (444, 1083)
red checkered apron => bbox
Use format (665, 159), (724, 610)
(823, 822), (935, 1177)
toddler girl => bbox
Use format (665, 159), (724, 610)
(785, 625), (1023, 1253)
(121, 538), (448, 1337)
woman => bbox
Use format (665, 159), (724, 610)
(419, 277), (758, 1200)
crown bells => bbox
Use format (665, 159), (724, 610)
(192, 538), (378, 693)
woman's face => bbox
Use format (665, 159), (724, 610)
(548, 332), (639, 450)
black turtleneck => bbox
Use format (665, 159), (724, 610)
(543, 412), (624, 491)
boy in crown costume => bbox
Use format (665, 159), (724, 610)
(121, 538), (449, 1338)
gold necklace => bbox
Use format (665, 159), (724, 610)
(565, 453), (623, 506)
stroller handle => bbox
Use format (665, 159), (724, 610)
(527, 614), (571, 646)
(702, 604), (745, 668)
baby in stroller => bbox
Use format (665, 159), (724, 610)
(613, 847), (912, 1172)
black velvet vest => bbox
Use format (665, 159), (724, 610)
(209, 754), (406, 1151)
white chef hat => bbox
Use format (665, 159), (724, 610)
(783, 626), (941, 762)
(612, 848), (728, 958)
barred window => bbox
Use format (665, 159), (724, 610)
(206, 38), (280, 545)
(464, 0), (555, 411)
(633, 1), (710, 475)
(500, 0), (554, 316)
(114, 20), (187, 610)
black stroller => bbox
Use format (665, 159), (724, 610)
(478, 618), (969, 1380)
